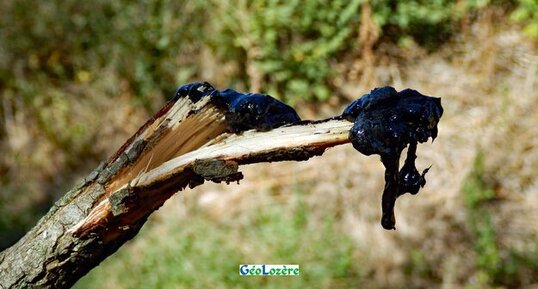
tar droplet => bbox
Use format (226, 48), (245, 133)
(220, 89), (301, 133)
(173, 81), (217, 103)
(398, 142), (431, 196)
(343, 86), (443, 230)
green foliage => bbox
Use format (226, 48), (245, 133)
(370, 0), (501, 49)
(0, 183), (48, 249)
(511, 0), (538, 39)
(208, 0), (361, 103)
(372, 0), (459, 47)
(1, 0), (531, 107)
(404, 249), (432, 278)
(0, 0), (206, 109)
(462, 151), (495, 209)
(462, 151), (538, 288)
(463, 151), (501, 286)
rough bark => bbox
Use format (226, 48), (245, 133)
(0, 94), (352, 288)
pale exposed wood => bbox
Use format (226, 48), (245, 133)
(142, 119), (352, 186)
(106, 96), (227, 194)
(69, 119), (352, 236)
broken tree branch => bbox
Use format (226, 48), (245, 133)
(0, 91), (352, 288)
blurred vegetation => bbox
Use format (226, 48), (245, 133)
(1, 0), (537, 288)
(512, 0), (538, 38)
(1, 0), (535, 106)
(207, 0), (362, 102)
(463, 151), (538, 288)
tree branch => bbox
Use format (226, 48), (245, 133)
(0, 91), (352, 288)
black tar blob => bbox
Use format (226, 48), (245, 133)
(220, 89), (301, 133)
(173, 82), (301, 133)
(343, 86), (443, 230)
(173, 81), (218, 103)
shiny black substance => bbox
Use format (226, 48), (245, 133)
(173, 82), (301, 133)
(343, 87), (443, 230)
(398, 142), (430, 196)
(220, 89), (301, 133)
(173, 81), (218, 103)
